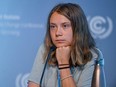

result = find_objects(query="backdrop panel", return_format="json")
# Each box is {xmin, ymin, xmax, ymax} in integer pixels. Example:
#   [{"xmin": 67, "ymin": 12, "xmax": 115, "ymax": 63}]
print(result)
[{"xmin": 0, "ymin": 0, "xmax": 115, "ymax": 87}]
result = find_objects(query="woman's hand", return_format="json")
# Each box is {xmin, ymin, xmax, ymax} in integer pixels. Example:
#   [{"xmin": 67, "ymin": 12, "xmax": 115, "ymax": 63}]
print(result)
[
  {"xmin": 56, "ymin": 46, "xmax": 71, "ymax": 65},
  {"xmin": 27, "ymin": 81, "xmax": 40, "ymax": 87}
]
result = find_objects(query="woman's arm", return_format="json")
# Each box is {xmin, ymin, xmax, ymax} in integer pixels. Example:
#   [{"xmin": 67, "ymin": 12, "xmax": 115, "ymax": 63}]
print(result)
[
  {"xmin": 56, "ymin": 46, "xmax": 77, "ymax": 87},
  {"xmin": 27, "ymin": 81, "xmax": 40, "ymax": 87},
  {"xmin": 59, "ymin": 68, "xmax": 77, "ymax": 87}
]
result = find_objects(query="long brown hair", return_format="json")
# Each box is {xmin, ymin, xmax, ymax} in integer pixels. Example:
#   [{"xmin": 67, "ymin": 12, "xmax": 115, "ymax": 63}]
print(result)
[{"xmin": 44, "ymin": 3, "xmax": 96, "ymax": 66}]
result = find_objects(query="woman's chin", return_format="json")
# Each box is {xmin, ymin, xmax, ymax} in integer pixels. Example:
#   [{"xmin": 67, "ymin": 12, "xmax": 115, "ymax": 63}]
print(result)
[{"xmin": 55, "ymin": 44, "xmax": 68, "ymax": 48}]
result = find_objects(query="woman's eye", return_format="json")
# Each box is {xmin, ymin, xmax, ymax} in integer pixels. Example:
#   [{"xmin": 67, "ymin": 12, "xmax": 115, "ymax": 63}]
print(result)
[
  {"xmin": 63, "ymin": 24, "xmax": 71, "ymax": 29},
  {"xmin": 63, "ymin": 24, "xmax": 67, "ymax": 28},
  {"xmin": 50, "ymin": 25, "xmax": 56, "ymax": 29}
]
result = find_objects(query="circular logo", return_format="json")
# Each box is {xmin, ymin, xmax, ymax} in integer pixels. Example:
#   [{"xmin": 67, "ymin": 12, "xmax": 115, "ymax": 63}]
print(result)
[
  {"xmin": 88, "ymin": 16, "xmax": 113, "ymax": 39},
  {"xmin": 16, "ymin": 73, "xmax": 30, "ymax": 87}
]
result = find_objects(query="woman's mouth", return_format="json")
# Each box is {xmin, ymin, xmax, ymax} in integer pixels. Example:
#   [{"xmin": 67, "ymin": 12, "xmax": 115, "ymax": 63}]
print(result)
[{"xmin": 55, "ymin": 39, "xmax": 65, "ymax": 43}]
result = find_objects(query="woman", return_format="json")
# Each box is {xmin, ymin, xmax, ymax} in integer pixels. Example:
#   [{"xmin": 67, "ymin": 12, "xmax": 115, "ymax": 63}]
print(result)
[{"xmin": 28, "ymin": 3, "xmax": 99, "ymax": 87}]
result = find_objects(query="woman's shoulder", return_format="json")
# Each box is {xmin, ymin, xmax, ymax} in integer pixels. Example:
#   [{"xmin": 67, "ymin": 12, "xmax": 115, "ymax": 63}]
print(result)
[
  {"xmin": 39, "ymin": 43, "xmax": 45, "ymax": 50},
  {"xmin": 36, "ymin": 43, "xmax": 46, "ymax": 54},
  {"xmin": 34, "ymin": 43, "xmax": 46, "ymax": 61}
]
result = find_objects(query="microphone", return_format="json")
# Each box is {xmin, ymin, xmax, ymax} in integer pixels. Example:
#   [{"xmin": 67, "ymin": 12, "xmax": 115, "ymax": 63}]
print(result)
[
  {"xmin": 50, "ymin": 45, "xmax": 56, "ymax": 52},
  {"xmin": 40, "ymin": 46, "xmax": 56, "ymax": 87}
]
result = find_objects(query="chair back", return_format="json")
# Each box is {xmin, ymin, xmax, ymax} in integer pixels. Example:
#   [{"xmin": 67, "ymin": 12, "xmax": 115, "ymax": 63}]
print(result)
[{"xmin": 91, "ymin": 49, "xmax": 106, "ymax": 87}]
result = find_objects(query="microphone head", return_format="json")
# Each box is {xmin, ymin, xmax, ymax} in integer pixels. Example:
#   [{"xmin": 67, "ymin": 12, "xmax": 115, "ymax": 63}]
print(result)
[{"xmin": 50, "ymin": 45, "xmax": 56, "ymax": 51}]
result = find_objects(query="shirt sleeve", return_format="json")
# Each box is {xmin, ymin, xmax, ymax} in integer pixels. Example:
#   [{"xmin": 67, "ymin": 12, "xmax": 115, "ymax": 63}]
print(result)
[
  {"xmin": 28, "ymin": 44, "xmax": 45, "ymax": 85},
  {"xmin": 77, "ymin": 49, "xmax": 98, "ymax": 87}
]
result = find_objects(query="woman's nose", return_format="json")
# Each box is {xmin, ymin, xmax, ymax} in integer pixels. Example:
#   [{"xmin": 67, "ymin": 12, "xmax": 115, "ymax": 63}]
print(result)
[{"xmin": 56, "ymin": 27, "xmax": 63, "ymax": 37}]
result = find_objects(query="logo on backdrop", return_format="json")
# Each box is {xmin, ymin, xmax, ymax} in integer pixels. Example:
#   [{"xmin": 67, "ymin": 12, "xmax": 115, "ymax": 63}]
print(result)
[
  {"xmin": 87, "ymin": 16, "xmax": 113, "ymax": 39},
  {"xmin": 16, "ymin": 73, "xmax": 30, "ymax": 87}
]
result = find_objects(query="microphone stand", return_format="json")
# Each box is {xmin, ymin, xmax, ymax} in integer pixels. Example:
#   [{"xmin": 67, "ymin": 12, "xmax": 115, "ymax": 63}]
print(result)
[{"xmin": 40, "ymin": 46, "xmax": 56, "ymax": 87}]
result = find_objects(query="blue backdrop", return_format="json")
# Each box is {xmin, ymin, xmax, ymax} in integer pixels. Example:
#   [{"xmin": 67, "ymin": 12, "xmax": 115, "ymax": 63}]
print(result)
[{"xmin": 0, "ymin": 0, "xmax": 116, "ymax": 87}]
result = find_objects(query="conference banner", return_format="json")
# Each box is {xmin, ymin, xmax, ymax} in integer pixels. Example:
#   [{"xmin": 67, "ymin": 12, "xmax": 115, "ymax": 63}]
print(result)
[{"xmin": 0, "ymin": 0, "xmax": 115, "ymax": 87}]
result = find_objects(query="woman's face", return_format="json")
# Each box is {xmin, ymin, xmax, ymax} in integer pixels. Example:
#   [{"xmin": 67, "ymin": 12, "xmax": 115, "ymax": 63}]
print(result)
[{"xmin": 50, "ymin": 12, "xmax": 73, "ymax": 48}]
